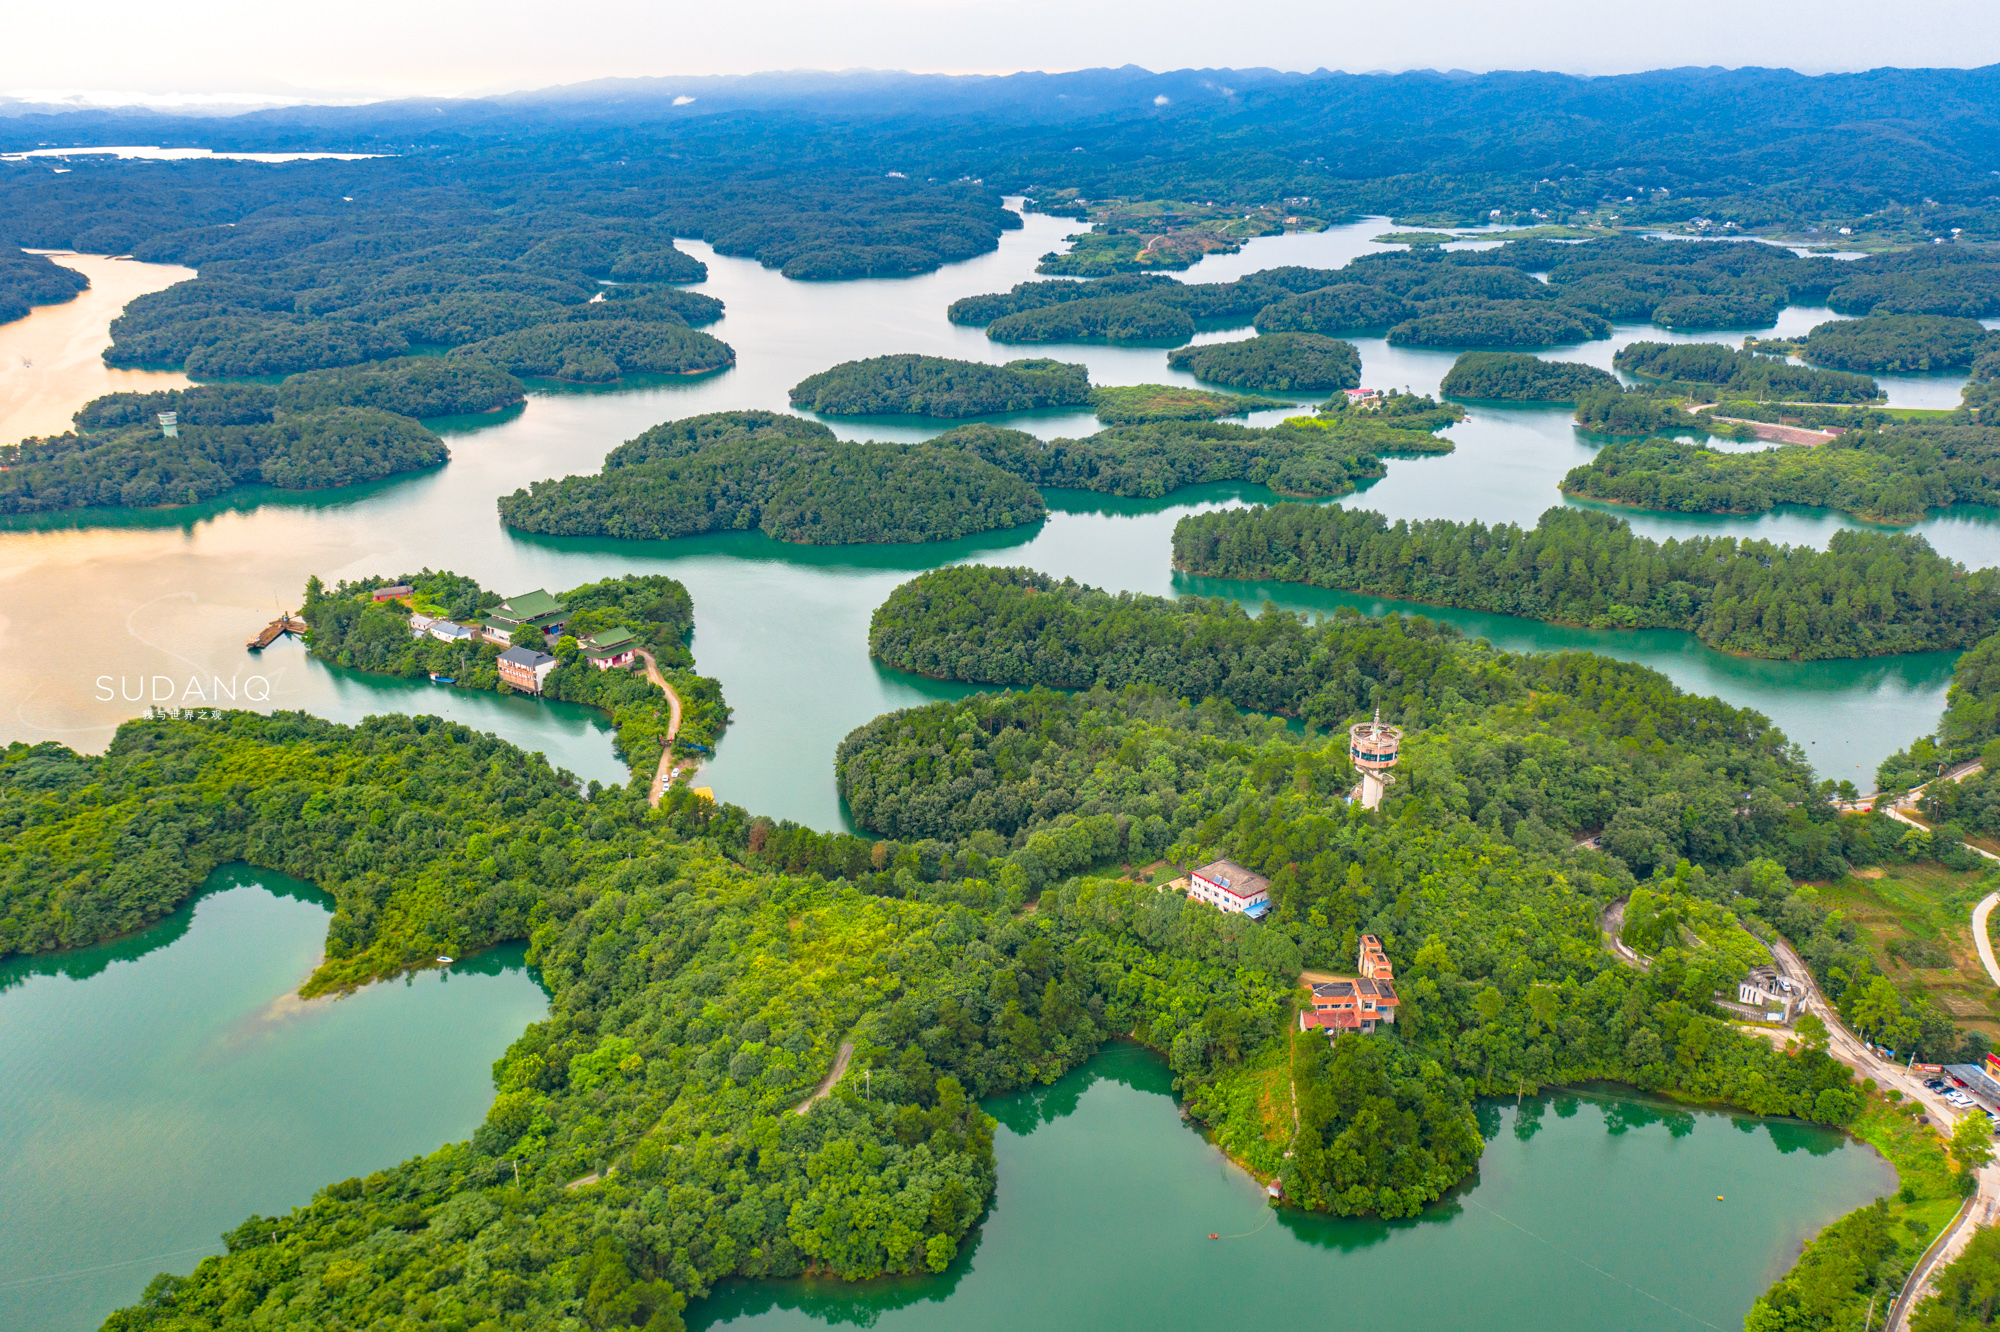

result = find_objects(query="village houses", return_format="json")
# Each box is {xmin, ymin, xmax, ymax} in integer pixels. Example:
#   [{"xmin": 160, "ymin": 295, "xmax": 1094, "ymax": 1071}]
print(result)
[{"xmin": 1299, "ymin": 934, "xmax": 1402, "ymax": 1037}]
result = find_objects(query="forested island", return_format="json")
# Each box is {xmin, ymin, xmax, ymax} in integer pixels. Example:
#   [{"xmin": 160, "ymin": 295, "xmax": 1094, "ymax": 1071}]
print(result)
[
  {"xmin": 1172, "ymin": 503, "xmax": 2000, "ymax": 659},
  {"xmin": 787, "ymin": 355, "xmax": 1091, "ymax": 416},
  {"xmin": 497, "ymin": 410, "xmax": 1047, "ymax": 544},
  {"xmin": 0, "ymin": 383, "xmax": 449, "ymax": 514},
  {"xmin": 302, "ymin": 570, "xmax": 727, "ymax": 776},
  {"xmin": 1165, "ymin": 333, "xmax": 1362, "ymax": 391},
  {"xmin": 0, "ymin": 245, "xmax": 89, "ymax": 323},
  {"xmin": 1613, "ymin": 341, "xmax": 1882, "ymax": 402},
  {"xmin": 1560, "ymin": 424, "xmax": 2000, "ymax": 524},
  {"xmin": 1438, "ymin": 352, "xmax": 1618, "ymax": 401},
  {"xmin": 1253, "ymin": 283, "xmax": 1413, "ymax": 334},
  {"xmin": 1797, "ymin": 315, "xmax": 2000, "ymax": 374},
  {"xmin": 501, "ymin": 402, "xmax": 1460, "ymax": 546}
]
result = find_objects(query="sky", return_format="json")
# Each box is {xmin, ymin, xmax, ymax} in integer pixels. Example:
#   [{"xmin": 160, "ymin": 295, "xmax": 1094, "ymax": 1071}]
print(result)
[{"xmin": 4, "ymin": 0, "xmax": 1999, "ymax": 105}]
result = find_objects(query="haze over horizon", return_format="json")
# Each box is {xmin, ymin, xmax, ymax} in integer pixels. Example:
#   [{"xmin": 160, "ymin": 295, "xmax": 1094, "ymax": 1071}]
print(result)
[{"xmin": 6, "ymin": 0, "xmax": 2000, "ymax": 108}]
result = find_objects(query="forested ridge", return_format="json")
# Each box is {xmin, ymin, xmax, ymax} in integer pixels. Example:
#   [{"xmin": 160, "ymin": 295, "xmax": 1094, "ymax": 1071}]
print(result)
[
  {"xmin": 0, "ymin": 245, "xmax": 89, "ymax": 323},
  {"xmin": 1171, "ymin": 502, "xmax": 2000, "ymax": 659},
  {"xmin": 1559, "ymin": 425, "xmax": 2000, "ymax": 524},
  {"xmin": 1165, "ymin": 333, "xmax": 1361, "ymax": 391},
  {"xmin": 301, "ymin": 569, "xmax": 729, "ymax": 776}
]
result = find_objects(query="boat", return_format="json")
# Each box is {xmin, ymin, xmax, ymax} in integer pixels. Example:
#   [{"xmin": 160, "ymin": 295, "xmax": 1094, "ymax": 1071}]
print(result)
[{"xmin": 430, "ymin": 673, "xmax": 455, "ymax": 684}]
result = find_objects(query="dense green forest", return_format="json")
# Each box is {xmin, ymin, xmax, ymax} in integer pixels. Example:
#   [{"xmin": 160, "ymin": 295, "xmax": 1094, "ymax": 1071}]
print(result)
[
  {"xmin": 1172, "ymin": 503, "xmax": 2000, "ymax": 659},
  {"xmin": 0, "ymin": 245, "xmax": 89, "ymax": 323},
  {"xmin": 451, "ymin": 319, "xmax": 734, "ymax": 382},
  {"xmin": 499, "ymin": 406, "xmax": 1453, "ymax": 544},
  {"xmin": 1165, "ymin": 333, "xmax": 1362, "ymax": 391},
  {"xmin": 1798, "ymin": 315, "xmax": 2000, "ymax": 374},
  {"xmin": 13, "ymin": 621, "xmax": 1883, "ymax": 1329},
  {"xmin": 1086, "ymin": 384, "xmax": 1285, "ymax": 423},
  {"xmin": 1560, "ymin": 425, "xmax": 2000, "ymax": 524},
  {"xmin": 1613, "ymin": 341, "xmax": 1882, "ymax": 403},
  {"xmin": 935, "ymin": 409, "xmax": 1453, "ymax": 499},
  {"xmin": 1253, "ymin": 284, "xmax": 1412, "ymax": 334},
  {"xmin": 0, "ymin": 405, "xmax": 446, "ymax": 513},
  {"xmin": 1387, "ymin": 300, "xmax": 1610, "ymax": 349},
  {"xmin": 275, "ymin": 358, "xmax": 525, "ymax": 418},
  {"xmin": 787, "ymin": 355, "xmax": 1091, "ymax": 416},
  {"xmin": 302, "ymin": 569, "xmax": 728, "ymax": 776},
  {"xmin": 1438, "ymin": 352, "xmax": 1618, "ymax": 401},
  {"xmin": 497, "ymin": 409, "xmax": 1045, "ymax": 544}
]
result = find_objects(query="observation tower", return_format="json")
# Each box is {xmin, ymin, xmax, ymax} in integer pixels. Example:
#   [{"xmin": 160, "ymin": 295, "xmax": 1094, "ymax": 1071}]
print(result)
[
  {"xmin": 158, "ymin": 411, "xmax": 178, "ymax": 438},
  {"xmin": 1348, "ymin": 709, "xmax": 1403, "ymax": 810}
]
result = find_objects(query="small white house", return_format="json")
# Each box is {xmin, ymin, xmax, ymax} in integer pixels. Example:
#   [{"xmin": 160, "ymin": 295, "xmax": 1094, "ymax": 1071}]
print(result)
[
  {"xmin": 1187, "ymin": 859, "xmax": 1271, "ymax": 920},
  {"xmin": 408, "ymin": 614, "xmax": 440, "ymax": 637},
  {"xmin": 429, "ymin": 621, "xmax": 474, "ymax": 645}
]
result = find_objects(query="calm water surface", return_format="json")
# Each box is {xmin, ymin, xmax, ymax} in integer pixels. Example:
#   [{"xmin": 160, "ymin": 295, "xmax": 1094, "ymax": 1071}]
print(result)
[
  {"xmin": 0, "ymin": 866, "xmax": 549, "ymax": 1331},
  {"xmin": 693, "ymin": 1044, "xmax": 1893, "ymax": 1332}
]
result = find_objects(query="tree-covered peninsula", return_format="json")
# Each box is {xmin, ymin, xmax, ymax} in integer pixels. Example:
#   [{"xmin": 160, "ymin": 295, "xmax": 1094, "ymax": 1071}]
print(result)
[
  {"xmin": 787, "ymin": 355, "xmax": 1091, "ymax": 417},
  {"xmin": 1, "ymin": 393, "xmax": 447, "ymax": 515},
  {"xmin": 1166, "ymin": 333, "xmax": 1362, "ymax": 391},
  {"xmin": 1438, "ymin": 352, "xmax": 1619, "ymax": 401},
  {"xmin": 497, "ymin": 410, "xmax": 1046, "ymax": 544},
  {"xmin": 935, "ymin": 409, "xmax": 1454, "ymax": 499},
  {"xmin": 1613, "ymin": 341, "xmax": 1882, "ymax": 403},
  {"xmin": 1386, "ymin": 299, "xmax": 1611, "ymax": 348},
  {"xmin": 1171, "ymin": 503, "xmax": 2000, "ymax": 659},
  {"xmin": 303, "ymin": 570, "xmax": 727, "ymax": 776},
  {"xmin": 1087, "ymin": 384, "xmax": 1286, "ymax": 423},
  {"xmin": 1559, "ymin": 424, "xmax": 2000, "ymax": 524},
  {"xmin": 0, "ymin": 245, "xmax": 89, "ymax": 323},
  {"xmin": 452, "ymin": 319, "xmax": 734, "ymax": 382},
  {"xmin": 275, "ymin": 357, "xmax": 526, "ymax": 418}
]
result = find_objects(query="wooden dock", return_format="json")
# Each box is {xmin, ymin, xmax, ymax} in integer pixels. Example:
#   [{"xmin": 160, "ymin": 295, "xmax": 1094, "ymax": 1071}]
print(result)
[{"xmin": 247, "ymin": 615, "xmax": 307, "ymax": 651}]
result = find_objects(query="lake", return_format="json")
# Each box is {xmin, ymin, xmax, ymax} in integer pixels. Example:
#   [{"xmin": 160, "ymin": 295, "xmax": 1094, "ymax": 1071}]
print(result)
[
  {"xmin": 0, "ymin": 867, "xmax": 550, "ymax": 1331},
  {"xmin": 691, "ymin": 1043, "xmax": 1894, "ymax": 1332}
]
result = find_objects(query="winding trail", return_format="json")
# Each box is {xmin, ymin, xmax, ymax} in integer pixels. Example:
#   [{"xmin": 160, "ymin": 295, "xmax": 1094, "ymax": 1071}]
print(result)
[
  {"xmin": 794, "ymin": 1042, "xmax": 855, "ymax": 1115},
  {"xmin": 1973, "ymin": 893, "xmax": 2000, "ymax": 992},
  {"xmin": 635, "ymin": 649, "xmax": 691, "ymax": 807}
]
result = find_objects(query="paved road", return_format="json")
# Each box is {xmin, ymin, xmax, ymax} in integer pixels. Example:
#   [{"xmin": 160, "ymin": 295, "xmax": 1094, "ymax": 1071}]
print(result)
[
  {"xmin": 1974, "ymin": 893, "xmax": 2000, "ymax": 991},
  {"xmin": 1763, "ymin": 935, "xmax": 2000, "ymax": 1329}
]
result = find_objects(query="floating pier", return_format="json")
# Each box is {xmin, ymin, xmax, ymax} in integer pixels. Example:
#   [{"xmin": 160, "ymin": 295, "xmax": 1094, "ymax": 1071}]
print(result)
[{"xmin": 247, "ymin": 615, "xmax": 307, "ymax": 651}]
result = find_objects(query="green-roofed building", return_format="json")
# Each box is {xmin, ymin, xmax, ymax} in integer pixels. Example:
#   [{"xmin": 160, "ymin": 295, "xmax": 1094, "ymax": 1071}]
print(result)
[
  {"xmin": 479, "ymin": 588, "xmax": 569, "ymax": 646},
  {"xmin": 580, "ymin": 626, "xmax": 640, "ymax": 670}
]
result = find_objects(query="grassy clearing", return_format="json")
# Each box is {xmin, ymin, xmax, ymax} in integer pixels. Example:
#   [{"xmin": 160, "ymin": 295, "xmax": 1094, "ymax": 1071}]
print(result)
[
  {"xmin": 1818, "ymin": 863, "xmax": 2000, "ymax": 1037},
  {"xmin": 1848, "ymin": 1096, "xmax": 1966, "ymax": 1256},
  {"xmin": 1194, "ymin": 1031, "xmax": 1295, "ymax": 1182}
]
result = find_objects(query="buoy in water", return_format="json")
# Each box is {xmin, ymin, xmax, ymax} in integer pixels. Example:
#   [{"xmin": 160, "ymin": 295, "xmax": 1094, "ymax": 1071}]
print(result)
[
  {"xmin": 1717, "ymin": 1196, "xmax": 1724, "ymax": 1201},
  {"xmin": 1208, "ymin": 1233, "xmax": 1218, "ymax": 1240}
]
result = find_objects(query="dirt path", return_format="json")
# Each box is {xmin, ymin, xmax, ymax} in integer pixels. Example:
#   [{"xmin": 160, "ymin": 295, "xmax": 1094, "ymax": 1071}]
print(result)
[
  {"xmin": 794, "ymin": 1042, "xmax": 855, "ymax": 1115},
  {"xmin": 1973, "ymin": 892, "xmax": 2000, "ymax": 991},
  {"xmin": 635, "ymin": 649, "xmax": 691, "ymax": 807}
]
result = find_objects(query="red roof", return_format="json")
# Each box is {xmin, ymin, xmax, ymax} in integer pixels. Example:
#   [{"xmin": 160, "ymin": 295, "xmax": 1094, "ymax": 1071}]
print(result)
[{"xmin": 1301, "ymin": 1008, "xmax": 1362, "ymax": 1031}]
